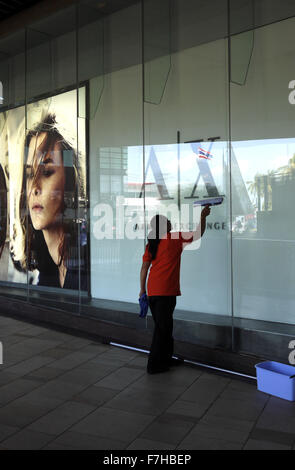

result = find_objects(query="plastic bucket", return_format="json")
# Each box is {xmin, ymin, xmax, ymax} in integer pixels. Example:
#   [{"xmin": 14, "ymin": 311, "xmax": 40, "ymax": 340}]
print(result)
[{"xmin": 255, "ymin": 361, "xmax": 295, "ymax": 401}]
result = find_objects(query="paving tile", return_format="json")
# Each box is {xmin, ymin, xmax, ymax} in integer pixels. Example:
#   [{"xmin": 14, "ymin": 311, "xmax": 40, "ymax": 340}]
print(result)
[
  {"xmin": 79, "ymin": 344, "xmax": 110, "ymax": 356},
  {"xmin": 0, "ymin": 424, "xmax": 20, "ymax": 442},
  {"xmin": 264, "ymin": 396, "xmax": 295, "ymax": 415},
  {"xmin": 207, "ymin": 395, "xmax": 266, "ymax": 422},
  {"xmin": 180, "ymin": 372, "xmax": 229, "ymax": 405},
  {"xmin": 43, "ymin": 443, "xmax": 77, "ymax": 450},
  {"xmin": 1, "ymin": 333, "xmax": 26, "ymax": 344},
  {"xmin": 8, "ymin": 333, "xmax": 35, "ymax": 339},
  {"xmin": 36, "ymin": 331, "xmax": 75, "ymax": 342},
  {"xmin": 28, "ymin": 401, "xmax": 96, "ymax": 435},
  {"xmin": 199, "ymin": 413, "xmax": 254, "ymax": 434},
  {"xmin": 183, "ymin": 421, "xmax": 250, "ymax": 445},
  {"xmin": 1, "ymin": 352, "xmax": 35, "ymax": 369},
  {"xmin": 1, "ymin": 323, "xmax": 32, "ymax": 333},
  {"xmin": 1, "ymin": 314, "xmax": 295, "ymax": 451},
  {"xmin": 1, "ymin": 335, "xmax": 30, "ymax": 347},
  {"xmin": 127, "ymin": 439, "xmax": 175, "ymax": 450},
  {"xmin": 6, "ymin": 338, "xmax": 62, "ymax": 356},
  {"xmin": 255, "ymin": 396, "xmax": 295, "ymax": 433},
  {"xmin": 98, "ymin": 348, "xmax": 139, "ymax": 363},
  {"xmin": 249, "ymin": 427, "xmax": 295, "ymax": 446},
  {"xmin": 79, "ymin": 361, "xmax": 121, "ymax": 378},
  {"xmin": 227, "ymin": 378, "xmax": 259, "ymax": 394},
  {"xmin": 165, "ymin": 399, "xmax": 210, "ymax": 421},
  {"xmin": 153, "ymin": 412, "xmax": 196, "ymax": 426},
  {"xmin": 4, "ymin": 341, "xmax": 33, "ymax": 354},
  {"xmin": 49, "ymin": 351, "xmax": 99, "ymax": 371},
  {"xmin": 71, "ymin": 406, "xmax": 154, "ymax": 443},
  {"xmin": 0, "ymin": 394, "xmax": 63, "ymax": 428},
  {"xmin": 0, "ymin": 371, "xmax": 19, "ymax": 387},
  {"xmin": 25, "ymin": 367, "xmax": 65, "ymax": 382},
  {"xmin": 60, "ymin": 338, "xmax": 93, "ymax": 351},
  {"xmin": 105, "ymin": 386, "xmax": 180, "ymax": 416},
  {"xmin": 22, "ymin": 376, "xmax": 46, "ymax": 385},
  {"xmin": 4, "ymin": 328, "xmax": 44, "ymax": 338},
  {"xmin": 220, "ymin": 388, "xmax": 269, "ymax": 406},
  {"xmin": 156, "ymin": 412, "xmax": 200, "ymax": 425},
  {"xmin": 72, "ymin": 386, "xmax": 119, "ymax": 407},
  {"xmin": 243, "ymin": 439, "xmax": 291, "ymax": 450},
  {"xmin": 1, "ymin": 430, "xmax": 54, "ymax": 450},
  {"xmin": 127, "ymin": 355, "xmax": 148, "ymax": 369},
  {"xmin": 0, "ymin": 378, "xmax": 42, "ymax": 406},
  {"xmin": 57, "ymin": 364, "xmax": 115, "ymax": 387},
  {"xmin": 89, "ymin": 356, "xmax": 129, "ymax": 370},
  {"xmin": 94, "ymin": 367, "xmax": 145, "ymax": 391},
  {"xmin": 4, "ymin": 356, "xmax": 54, "ymax": 376},
  {"xmin": 140, "ymin": 416, "xmax": 195, "ymax": 445},
  {"xmin": 177, "ymin": 433, "xmax": 242, "ymax": 450},
  {"xmin": 19, "ymin": 326, "xmax": 49, "ymax": 337},
  {"xmin": 29, "ymin": 378, "xmax": 88, "ymax": 401},
  {"xmin": 47, "ymin": 431, "xmax": 126, "ymax": 450},
  {"xmin": 39, "ymin": 348, "xmax": 73, "ymax": 360},
  {"xmin": 220, "ymin": 379, "xmax": 268, "ymax": 405},
  {"xmin": 131, "ymin": 368, "xmax": 201, "ymax": 395}
]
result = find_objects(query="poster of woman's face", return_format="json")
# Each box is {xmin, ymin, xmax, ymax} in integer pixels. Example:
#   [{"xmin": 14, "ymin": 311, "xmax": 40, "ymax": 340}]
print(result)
[{"xmin": 0, "ymin": 88, "xmax": 88, "ymax": 291}]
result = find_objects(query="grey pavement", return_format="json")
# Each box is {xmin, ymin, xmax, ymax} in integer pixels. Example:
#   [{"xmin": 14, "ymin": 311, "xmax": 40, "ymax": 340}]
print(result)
[{"xmin": 0, "ymin": 314, "xmax": 295, "ymax": 450}]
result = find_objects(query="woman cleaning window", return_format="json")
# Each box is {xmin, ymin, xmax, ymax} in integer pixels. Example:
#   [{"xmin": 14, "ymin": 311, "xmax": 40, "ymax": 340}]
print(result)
[{"xmin": 139, "ymin": 206, "xmax": 211, "ymax": 374}]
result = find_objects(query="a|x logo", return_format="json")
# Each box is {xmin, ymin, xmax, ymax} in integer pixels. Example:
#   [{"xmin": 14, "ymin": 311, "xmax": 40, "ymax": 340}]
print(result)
[{"xmin": 139, "ymin": 140, "xmax": 221, "ymax": 201}]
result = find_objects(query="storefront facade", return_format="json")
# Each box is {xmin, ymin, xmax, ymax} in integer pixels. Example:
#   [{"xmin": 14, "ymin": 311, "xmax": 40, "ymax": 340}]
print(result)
[{"xmin": 1, "ymin": 0, "xmax": 295, "ymax": 374}]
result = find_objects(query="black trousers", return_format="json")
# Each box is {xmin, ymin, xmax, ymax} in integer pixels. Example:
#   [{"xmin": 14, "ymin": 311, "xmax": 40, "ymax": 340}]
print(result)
[{"xmin": 147, "ymin": 295, "xmax": 177, "ymax": 372}]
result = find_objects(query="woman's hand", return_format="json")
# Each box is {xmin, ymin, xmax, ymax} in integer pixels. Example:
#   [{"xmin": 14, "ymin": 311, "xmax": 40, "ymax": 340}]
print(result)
[
  {"xmin": 139, "ymin": 289, "xmax": 146, "ymax": 298},
  {"xmin": 201, "ymin": 205, "xmax": 211, "ymax": 219}
]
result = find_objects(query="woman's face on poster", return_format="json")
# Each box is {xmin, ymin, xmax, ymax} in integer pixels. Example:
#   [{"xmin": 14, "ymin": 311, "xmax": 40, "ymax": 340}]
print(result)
[{"xmin": 26, "ymin": 132, "xmax": 65, "ymax": 231}]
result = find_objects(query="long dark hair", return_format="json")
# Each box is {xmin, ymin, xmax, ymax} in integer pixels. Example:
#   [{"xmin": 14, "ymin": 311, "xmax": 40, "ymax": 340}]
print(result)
[
  {"xmin": 15, "ymin": 114, "xmax": 80, "ymax": 272},
  {"xmin": 147, "ymin": 215, "xmax": 170, "ymax": 260}
]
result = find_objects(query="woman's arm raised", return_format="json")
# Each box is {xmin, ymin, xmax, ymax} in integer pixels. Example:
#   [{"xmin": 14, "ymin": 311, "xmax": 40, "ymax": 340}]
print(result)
[{"xmin": 181, "ymin": 205, "xmax": 211, "ymax": 244}]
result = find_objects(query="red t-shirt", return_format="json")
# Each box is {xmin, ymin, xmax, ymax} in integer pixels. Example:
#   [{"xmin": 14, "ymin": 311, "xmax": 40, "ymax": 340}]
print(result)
[{"xmin": 142, "ymin": 231, "xmax": 194, "ymax": 296}]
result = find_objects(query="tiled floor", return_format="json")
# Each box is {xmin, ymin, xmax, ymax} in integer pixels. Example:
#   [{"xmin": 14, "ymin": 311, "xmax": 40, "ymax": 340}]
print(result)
[{"xmin": 0, "ymin": 314, "xmax": 295, "ymax": 450}]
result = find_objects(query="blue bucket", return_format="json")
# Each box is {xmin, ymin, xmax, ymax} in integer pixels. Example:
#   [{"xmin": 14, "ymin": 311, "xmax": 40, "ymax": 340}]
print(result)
[{"xmin": 255, "ymin": 361, "xmax": 295, "ymax": 401}]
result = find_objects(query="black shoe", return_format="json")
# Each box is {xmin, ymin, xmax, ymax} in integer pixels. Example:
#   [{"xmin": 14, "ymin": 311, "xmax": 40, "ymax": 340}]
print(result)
[{"xmin": 147, "ymin": 366, "xmax": 170, "ymax": 375}]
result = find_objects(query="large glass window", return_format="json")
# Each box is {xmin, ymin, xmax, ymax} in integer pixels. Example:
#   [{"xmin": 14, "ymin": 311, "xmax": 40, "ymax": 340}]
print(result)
[
  {"xmin": 1, "ymin": 0, "xmax": 295, "ymax": 362},
  {"xmin": 88, "ymin": 1, "xmax": 144, "ymax": 314},
  {"xmin": 231, "ymin": 16, "xmax": 295, "ymax": 327},
  {"xmin": 142, "ymin": 0, "xmax": 230, "ymax": 349},
  {"xmin": 0, "ymin": 31, "xmax": 26, "ymax": 296}
]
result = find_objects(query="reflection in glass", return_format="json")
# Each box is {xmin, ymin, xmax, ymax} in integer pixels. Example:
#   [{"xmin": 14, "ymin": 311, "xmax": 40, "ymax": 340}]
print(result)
[
  {"xmin": 26, "ymin": 28, "xmax": 53, "ymax": 101},
  {"xmin": 232, "ymin": 138, "xmax": 295, "ymax": 239},
  {"xmin": 143, "ymin": 0, "xmax": 171, "ymax": 104},
  {"xmin": 233, "ymin": 138, "xmax": 295, "ymax": 324},
  {"xmin": 230, "ymin": 30, "xmax": 254, "ymax": 86},
  {"xmin": 0, "ymin": 107, "xmax": 27, "ymax": 284},
  {"xmin": 0, "ymin": 89, "xmax": 89, "ymax": 291},
  {"xmin": 22, "ymin": 115, "xmax": 85, "ymax": 289}
]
